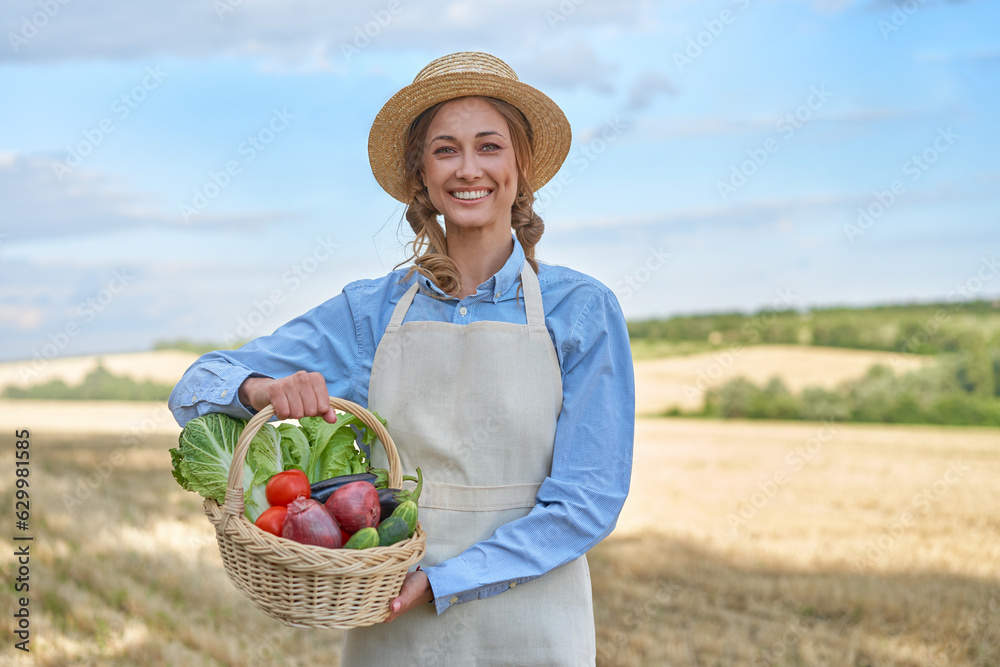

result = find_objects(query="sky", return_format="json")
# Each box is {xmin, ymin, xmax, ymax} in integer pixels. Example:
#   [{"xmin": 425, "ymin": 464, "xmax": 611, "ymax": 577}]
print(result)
[{"xmin": 0, "ymin": 0, "xmax": 998, "ymax": 363}]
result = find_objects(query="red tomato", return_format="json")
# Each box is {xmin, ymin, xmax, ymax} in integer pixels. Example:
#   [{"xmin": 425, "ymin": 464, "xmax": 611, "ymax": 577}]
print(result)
[
  {"xmin": 340, "ymin": 527, "xmax": 352, "ymax": 545},
  {"xmin": 265, "ymin": 469, "xmax": 311, "ymax": 507},
  {"xmin": 254, "ymin": 505, "xmax": 288, "ymax": 536}
]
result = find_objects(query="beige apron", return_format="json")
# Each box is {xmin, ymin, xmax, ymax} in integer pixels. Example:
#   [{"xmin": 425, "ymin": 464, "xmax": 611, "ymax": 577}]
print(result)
[{"xmin": 341, "ymin": 264, "xmax": 596, "ymax": 666}]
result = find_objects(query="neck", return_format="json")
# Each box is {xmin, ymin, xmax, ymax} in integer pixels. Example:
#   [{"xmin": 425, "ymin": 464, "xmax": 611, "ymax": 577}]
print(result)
[{"xmin": 444, "ymin": 223, "xmax": 514, "ymax": 298}]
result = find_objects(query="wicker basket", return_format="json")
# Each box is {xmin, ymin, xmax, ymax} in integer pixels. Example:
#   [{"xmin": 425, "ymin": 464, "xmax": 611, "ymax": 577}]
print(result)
[{"xmin": 203, "ymin": 396, "xmax": 426, "ymax": 629}]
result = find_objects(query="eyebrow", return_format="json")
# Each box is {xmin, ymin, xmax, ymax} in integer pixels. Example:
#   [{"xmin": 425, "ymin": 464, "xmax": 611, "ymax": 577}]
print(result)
[{"xmin": 430, "ymin": 130, "xmax": 504, "ymax": 143}]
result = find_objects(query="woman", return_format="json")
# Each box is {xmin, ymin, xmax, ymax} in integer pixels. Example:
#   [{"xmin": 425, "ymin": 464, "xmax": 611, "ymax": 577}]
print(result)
[{"xmin": 169, "ymin": 52, "xmax": 634, "ymax": 665}]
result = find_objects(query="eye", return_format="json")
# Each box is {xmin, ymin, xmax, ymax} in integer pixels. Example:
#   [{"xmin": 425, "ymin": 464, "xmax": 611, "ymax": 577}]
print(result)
[
  {"xmin": 480, "ymin": 143, "xmax": 501, "ymax": 152},
  {"xmin": 433, "ymin": 146, "xmax": 456, "ymax": 155}
]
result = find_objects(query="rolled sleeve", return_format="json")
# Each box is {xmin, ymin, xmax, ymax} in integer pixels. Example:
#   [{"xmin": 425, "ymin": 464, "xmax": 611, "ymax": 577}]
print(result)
[
  {"xmin": 168, "ymin": 359, "xmax": 266, "ymax": 424},
  {"xmin": 167, "ymin": 290, "xmax": 363, "ymax": 427}
]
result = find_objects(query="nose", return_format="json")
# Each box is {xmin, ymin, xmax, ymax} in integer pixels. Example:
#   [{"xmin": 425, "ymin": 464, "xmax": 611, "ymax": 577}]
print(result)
[{"xmin": 455, "ymin": 151, "xmax": 482, "ymax": 181}]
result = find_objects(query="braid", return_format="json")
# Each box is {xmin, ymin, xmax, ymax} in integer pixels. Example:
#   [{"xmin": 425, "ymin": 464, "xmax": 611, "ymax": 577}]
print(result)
[
  {"xmin": 401, "ymin": 189, "xmax": 462, "ymax": 297},
  {"xmin": 511, "ymin": 189, "xmax": 542, "ymax": 274}
]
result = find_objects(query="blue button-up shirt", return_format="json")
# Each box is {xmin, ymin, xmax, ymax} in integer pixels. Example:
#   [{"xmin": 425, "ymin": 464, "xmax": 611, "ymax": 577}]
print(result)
[{"xmin": 169, "ymin": 237, "xmax": 635, "ymax": 613}]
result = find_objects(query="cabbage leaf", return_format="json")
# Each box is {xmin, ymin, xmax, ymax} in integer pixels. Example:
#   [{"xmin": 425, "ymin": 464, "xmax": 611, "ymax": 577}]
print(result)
[
  {"xmin": 277, "ymin": 422, "xmax": 311, "ymax": 473},
  {"xmin": 170, "ymin": 413, "xmax": 282, "ymax": 521}
]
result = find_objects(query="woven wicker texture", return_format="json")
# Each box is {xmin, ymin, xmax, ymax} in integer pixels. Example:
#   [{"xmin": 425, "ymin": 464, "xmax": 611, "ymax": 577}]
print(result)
[
  {"xmin": 205, "ymin": 396, "xmax": 426, "ymax": 628},
  {"xmin": 368, "ymin": 51, "xmax": 572, "ymax": 202}
]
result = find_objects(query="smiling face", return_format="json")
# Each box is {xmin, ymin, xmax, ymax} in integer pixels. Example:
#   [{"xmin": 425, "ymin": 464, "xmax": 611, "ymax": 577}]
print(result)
[{"xmin": 420, "ymin": 96, "xmax": 519, "ymax": 236}]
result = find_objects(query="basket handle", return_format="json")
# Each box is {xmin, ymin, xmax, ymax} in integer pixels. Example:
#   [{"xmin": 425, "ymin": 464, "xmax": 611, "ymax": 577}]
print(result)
[{"xmin": 221, "ymin": 397, "xmax": 402, "ymax": 520}]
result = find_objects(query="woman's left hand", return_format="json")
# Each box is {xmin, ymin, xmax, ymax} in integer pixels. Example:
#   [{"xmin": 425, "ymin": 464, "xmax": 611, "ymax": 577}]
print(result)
[{"xmin": 384, "ymin": 569, "xmax": 433, "ymax": 622}]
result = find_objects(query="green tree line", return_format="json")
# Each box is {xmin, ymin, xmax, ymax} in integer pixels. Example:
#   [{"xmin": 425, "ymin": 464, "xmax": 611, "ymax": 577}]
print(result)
[
  {"xmin": 3, "ymin": 363, "xmax": 174, "ymax": 401},
  {"xmin": 629, "ymin": 300, "xmax": 1000, "ymax": 355},
  {"xmin": 682, "ymin": 348, "xmax": 1000, "ymax": 427}
]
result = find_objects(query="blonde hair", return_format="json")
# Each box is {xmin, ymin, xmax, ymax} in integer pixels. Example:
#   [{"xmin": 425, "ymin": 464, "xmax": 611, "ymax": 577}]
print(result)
[{"xmin": 397, "ymin": 96, "xmax": 544, "ymax": 296}]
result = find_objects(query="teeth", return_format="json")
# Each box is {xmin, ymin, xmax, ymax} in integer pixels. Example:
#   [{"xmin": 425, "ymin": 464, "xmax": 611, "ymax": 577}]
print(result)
[{"xmin": 451, "ymin": 190, "xmax": 491, "ymax": 200}]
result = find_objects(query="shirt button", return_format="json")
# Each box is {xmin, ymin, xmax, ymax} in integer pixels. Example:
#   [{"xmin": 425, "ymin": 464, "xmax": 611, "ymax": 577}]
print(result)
[
  {"xmin": 495, "ymin": 290, "xmax": 501, "ymax": 299},
  {"xmin": 221, "ymin": 389, "xmax": 228, "ymax": 398},
  {"xmin": 459, "ymin": 306, "xmax": 468, "ymax": 316},
  {"xmin": 449, "ymin": 596, "xmax": 458, "ymax": 604},
  {"xmin": 192, "ymin": 394, "xmax": 198, "ymax": 401},
  {"xmin": 509, "ymin": 582, "xmax": 517, "ymax": 589}
]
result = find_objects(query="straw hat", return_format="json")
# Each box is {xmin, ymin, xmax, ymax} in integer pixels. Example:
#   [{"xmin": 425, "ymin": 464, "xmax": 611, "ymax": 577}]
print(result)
[{"xmin": 368, "ymin": 52, "xmax": 572, "ymax": 203}]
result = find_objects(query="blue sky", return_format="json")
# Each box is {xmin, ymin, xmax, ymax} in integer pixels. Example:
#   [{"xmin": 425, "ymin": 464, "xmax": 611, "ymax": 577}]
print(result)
[{"xmin": 0, "ymin": 0, "xmax": 997, "ymax": 362}]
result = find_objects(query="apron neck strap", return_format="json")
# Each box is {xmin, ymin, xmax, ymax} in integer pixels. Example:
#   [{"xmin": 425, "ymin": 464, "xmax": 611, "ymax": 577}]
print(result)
[
  {"xmin": 388, "ymin": 281, "xmax": 420, "ymax": 327},
  {"xmin": 519, "ymin": 264, "xmax": 545, "ymax": 328},
  {"xmin": 387, "ymin": 263, "xmax": 546, "ymax": 328}
]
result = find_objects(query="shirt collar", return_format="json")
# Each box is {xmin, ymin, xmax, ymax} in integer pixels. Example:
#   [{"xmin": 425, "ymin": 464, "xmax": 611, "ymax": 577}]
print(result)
[{"xmin": 416, "ymin": 233, "xmax": 525, "ymax": 302}]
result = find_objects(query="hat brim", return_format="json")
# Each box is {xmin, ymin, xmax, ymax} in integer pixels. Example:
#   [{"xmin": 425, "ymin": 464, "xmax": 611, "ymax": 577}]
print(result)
[{"xmin": 368, "ymin": 72, "xmax": 571, "ymax": 203}]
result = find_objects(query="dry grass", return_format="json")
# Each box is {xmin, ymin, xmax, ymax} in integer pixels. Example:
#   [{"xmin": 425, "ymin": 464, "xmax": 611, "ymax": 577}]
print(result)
[
  {"xmin": 599, "ymin": 419, "xmax": 1000, "ymax": 666},
  {"xmin": 1, "ymin": 418, "xmax": 997, "ymax": 666}
]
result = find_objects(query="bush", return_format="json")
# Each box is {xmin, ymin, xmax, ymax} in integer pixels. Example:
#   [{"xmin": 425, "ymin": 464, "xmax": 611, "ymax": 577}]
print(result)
[{"xmin": 693, "ymin": 354, "xmax": 1000, "ymax": 427}]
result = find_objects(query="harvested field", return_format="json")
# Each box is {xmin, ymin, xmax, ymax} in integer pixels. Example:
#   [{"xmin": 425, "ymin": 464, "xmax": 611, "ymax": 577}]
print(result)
[{"xmin": 1, "ymin": 417, "xmax": 996, "ymax": 665}]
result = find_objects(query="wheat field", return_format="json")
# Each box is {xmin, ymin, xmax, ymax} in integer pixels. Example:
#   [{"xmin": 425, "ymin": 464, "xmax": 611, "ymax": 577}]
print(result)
[{"xmin": 1, "ymin": 413, "xmax": 998, "ymax": 666}]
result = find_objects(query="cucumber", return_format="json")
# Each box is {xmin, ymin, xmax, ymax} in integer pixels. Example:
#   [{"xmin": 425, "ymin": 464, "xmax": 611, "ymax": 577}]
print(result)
[
  {"xmin": 343, "ymin": 527, "xmax": 379, "ymax": 550},
  {"xmin": 391, "ymin": 500, "xmax": 418, "ymax": 537},
  {"xmin": 377, "ymin": 516, "xmax": 410, "ymax": 547}
]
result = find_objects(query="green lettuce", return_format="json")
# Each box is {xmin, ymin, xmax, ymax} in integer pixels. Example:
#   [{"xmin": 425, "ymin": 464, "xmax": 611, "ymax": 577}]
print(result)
[
  {"xmin": 170, "ymin": 413, "xmax": 282, "ymax": 521},
  {"xmin": 299, "ymin": 413, "xmax": 382, "ymax": 483},
  {"xmin": 277, "ymin": 422, "xmax": 311, "ymax": 473}
]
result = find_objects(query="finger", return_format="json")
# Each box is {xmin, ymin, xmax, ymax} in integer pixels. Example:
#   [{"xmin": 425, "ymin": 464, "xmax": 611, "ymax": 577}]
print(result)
[
  {"xmin": 284, "ymin": 386, "xmax": 305, "ymax": 419},
  {"xmin": 272, "ymin": 373, "xmax": 304, "ymax": 419},
  {"xmin": 269, "ymin": 388, "xmax": 291, "ymax": 420},
  {"xmin": 307, "ymin": 372, "xmax": 330, "ymax": 417},
  {"xmin": 305, "ymin": 372, "xmax": 337, "ymax": 422},
  {"xmin": 299, "ymin": 383, "xmax": 319, "ymax": 417}
]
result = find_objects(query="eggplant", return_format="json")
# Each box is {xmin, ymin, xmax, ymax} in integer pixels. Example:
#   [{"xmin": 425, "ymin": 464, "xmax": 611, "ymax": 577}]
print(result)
[
  {"xmin": 377, "ymin": 487, "xmax": 403, "ymax": 518},
  {"xmin": 310, "ymin": 472, "xmax": 377, "ymax": 504},
  {"xmin": 376, "ymin": 467, "xmax": 424, "ymax": 517}
]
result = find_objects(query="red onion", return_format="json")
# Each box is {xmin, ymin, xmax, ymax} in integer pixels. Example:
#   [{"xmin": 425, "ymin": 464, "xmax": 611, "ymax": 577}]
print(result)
[
  {"xmin": 325, "ymin": 481, "xmax": 381, "ymax": 534},
  {"xmin": 281, "ymin": 497, "xmax": 342, "ymax": 549}
]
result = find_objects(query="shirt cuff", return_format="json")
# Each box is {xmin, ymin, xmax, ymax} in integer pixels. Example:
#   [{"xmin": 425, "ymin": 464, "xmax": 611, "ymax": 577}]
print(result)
[
  {"xmin": 173, "ymin": 366, "xmax": 265, "ymax": 420},
  {"xmin": 423, "ymin": 556, "xmax": 539, "ymax": 614}
]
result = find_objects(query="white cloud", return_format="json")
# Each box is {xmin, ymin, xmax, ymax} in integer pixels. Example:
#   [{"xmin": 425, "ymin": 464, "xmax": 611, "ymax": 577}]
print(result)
[
  {"xmin": 518, "ymin": 39, "xmax": 619, "ymax": 95},
  {"xmin": 627, "ymin": 70, "xmax": 677, "ymax": 112},
  {"xmin": 633, "ymin": 105, "xmax": 942, "ymax": 140},
  {"xmin": 549, "ymin": 186, "xmax": 979, "ymax": 234},
  {"xmin": 1, "ymin": 0, "xmax": 649, "ymax": 74},
  {"xmin": 0, "ymin": 153, "xmax": 291, "ymax": 241},
  {"xmin": 0, "ymin": 305, "xmax": 44, "ymax": 331}
]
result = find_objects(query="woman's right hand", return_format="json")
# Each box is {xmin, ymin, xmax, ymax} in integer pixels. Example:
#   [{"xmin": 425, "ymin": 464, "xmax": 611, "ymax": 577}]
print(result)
[{"xmin": 238, "ymin": 371, "xmax": 338, "ymax": 423}]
